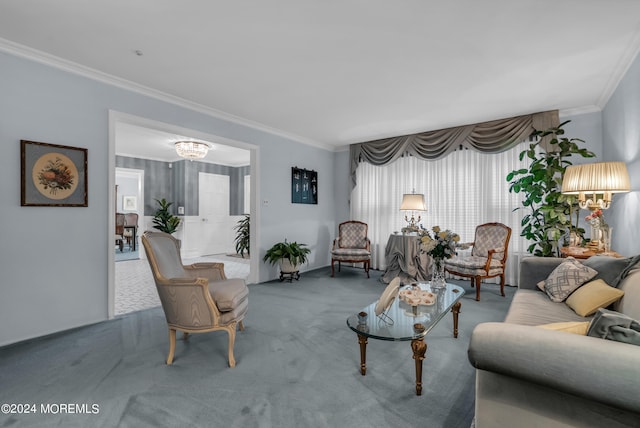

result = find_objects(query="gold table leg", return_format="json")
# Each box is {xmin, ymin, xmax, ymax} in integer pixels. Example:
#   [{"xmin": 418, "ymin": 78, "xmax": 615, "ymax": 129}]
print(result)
[
  {"xmin": 452, "ymin": 301, "xmax": 462, "ymax": 338},
  {"xmin": 411, "ymin": 338, "xmax": 427, "ymax": 395},
  {"xmin": 357, "ymin": 334, "xmax": 368, "ymax": 375}
]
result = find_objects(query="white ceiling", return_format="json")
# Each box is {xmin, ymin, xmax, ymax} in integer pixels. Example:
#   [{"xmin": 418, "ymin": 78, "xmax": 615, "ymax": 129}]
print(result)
[
  {"xmin": 114, "ymin": 122, "xmax": 251, "ymax": 167},
  {"xmin": 2, "ymin": 0, "xmax": 640, "ymax": 162}
]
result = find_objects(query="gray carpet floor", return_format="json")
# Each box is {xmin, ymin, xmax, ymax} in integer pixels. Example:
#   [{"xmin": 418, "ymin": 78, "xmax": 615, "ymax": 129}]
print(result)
[{"xmin": 0, "ymin": 267, "xmax": 515, "ymax": 428}]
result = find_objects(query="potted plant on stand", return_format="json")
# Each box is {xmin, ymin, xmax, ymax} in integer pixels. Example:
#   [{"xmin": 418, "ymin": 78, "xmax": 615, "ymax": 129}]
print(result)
[
  {"xmin": 263, "ymin": 240, "xmax": 311, "ymax": 282},
  {"xmin": 152, "ymin": 198, "xmax": 181, "ymax": 234}
]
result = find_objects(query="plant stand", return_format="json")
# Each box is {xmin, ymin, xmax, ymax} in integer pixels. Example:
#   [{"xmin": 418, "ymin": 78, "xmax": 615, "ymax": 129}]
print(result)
[
  {"xmin": 279, "ymin": 259, "xmax": 300, "ymax": 282},
  {"xmin": 279, "ymin": 270, "xmax": 300, "ymax": 282}
]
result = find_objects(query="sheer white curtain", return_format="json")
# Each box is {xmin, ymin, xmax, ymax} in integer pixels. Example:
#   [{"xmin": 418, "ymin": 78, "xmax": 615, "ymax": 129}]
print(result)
[{"xmin": 351, "ymin": 142, "xmax": 531, "ymax": 285}]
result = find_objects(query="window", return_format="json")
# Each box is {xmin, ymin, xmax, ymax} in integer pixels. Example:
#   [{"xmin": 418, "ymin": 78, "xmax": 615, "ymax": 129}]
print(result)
[{"xmin": 351, "ymin": 142, "xmax": 530, "ymax": 285}]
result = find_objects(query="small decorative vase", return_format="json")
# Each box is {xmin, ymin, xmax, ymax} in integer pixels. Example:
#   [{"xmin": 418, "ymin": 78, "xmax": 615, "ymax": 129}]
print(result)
[
  {"xmin": 430, "ymin": 257, "xmax": 446, "ymax": 290},
  {"xmin": 569, "ymin": 231, "xmax": 582, "ymax": 247},
  {"xmin": 601, "ymin": 226, "xmax": 613, "ymax": 254},
  {"xmin": 589, "ymin": 224, "xmax": 602, "ymax": 250}
]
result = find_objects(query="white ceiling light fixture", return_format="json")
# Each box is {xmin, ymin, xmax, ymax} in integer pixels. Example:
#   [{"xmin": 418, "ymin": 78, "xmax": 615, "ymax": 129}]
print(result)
[{"xmin": 175, "ymin": 141, "xmax": 209, "ymax": 160}]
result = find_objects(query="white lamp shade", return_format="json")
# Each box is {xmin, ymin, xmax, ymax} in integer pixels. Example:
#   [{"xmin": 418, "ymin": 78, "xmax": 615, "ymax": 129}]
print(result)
[
  {"xmin": 400, "ymin": 193, "xmax": 426, "ymax": 211},
  {"xmin": 562, "ymin": 161, "xmax": 630, "ymax": 194}
]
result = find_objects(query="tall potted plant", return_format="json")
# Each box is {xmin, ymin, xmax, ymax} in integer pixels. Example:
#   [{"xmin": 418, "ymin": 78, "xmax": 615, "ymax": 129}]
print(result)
[
  {"xmin": 233, "ymin": 214, "xmax": 250, "ymax": 258},
  {"xmin": 506, "ymin": 121, "xmax": 594, "ymax": 256},
  {"xmin": 263, "ymin": 240, "xmax": 311, "ymax": 281},
  {"xmin": 152, "ymin": 198, "xmax": 181, "ymax": 234}
]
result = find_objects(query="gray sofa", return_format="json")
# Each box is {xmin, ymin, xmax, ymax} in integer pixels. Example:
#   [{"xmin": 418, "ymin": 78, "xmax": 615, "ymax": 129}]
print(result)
[{"xmin": 468, "ymin": 256, "xmax": 640, "ymax": 428}]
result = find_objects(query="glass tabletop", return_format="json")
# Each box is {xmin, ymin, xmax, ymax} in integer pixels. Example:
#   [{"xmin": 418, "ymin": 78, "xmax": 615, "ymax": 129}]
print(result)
[{"xmin": 346, "ymin": 282, "xmax": 465, "ymax": 341}]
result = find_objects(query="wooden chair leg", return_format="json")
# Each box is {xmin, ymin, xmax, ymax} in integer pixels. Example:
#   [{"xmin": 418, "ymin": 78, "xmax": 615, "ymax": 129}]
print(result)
[
  {"xmin": 470, "ymin": 277, "xmax": 475, "ymax": 288},
  {"xmin": 331, "ymin": 259, "xmax": 335, "ymax": 277},
  {"xmin": 365, "ymin": 261, "xmax": 370, "ymax": 278},
  {"xmin": 500, "ymin": 274, "xmax": 506, "ymax": 297},
  {"xmin": 226, "ymin": 325, "xmax": 237, "ymax": 368},
  {"xmin": 166, "ymin": 328, "xmax": 177, "ymax": 365},
  {"xmin": 239, "ymin": 320, "xmax": 245, "ymax": 331},
  {"xmin": 475, "ymin": 277, "xmax": 481, "ymax": 301},
  {"xmin": 182, "ymin": 332, "xmax": 190, "ymax": 341}
]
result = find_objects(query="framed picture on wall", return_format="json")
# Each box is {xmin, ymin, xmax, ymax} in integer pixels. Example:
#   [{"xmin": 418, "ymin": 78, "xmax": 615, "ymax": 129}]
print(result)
[
  {"xmin": 291, "ymin": 166, "xmax": 317, "ymax": 204},
  {"xmin": 20, "ymin": 140, "xmax": 88, "ymax": 207},
  {"xmin": 123, "ymin": 196, "xmax": 137, "ymax": 211}
]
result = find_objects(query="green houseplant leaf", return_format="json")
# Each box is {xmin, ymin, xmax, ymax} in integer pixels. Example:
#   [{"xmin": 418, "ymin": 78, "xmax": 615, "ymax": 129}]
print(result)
[
  {"xmin": 152, "ymin": 198, "xmax": 181, "ymax": 234},
  {"xmin": 263, "ymin": 240, "xmax": 311, "ymax": 267},
  {"xmin": 507, "ymin": 121, "xmax": 594, "ymax": 257},
  {"xmin": 233, "ymin": 214, "xmax": 250, "ymax": 258}
]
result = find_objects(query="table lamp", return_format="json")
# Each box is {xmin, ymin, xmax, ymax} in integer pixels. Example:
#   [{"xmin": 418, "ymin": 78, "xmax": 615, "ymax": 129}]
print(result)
[
  {"xmin": 562, "ymin": 161, "xmax": 630, "ymax": 252},
  {"xmin": 561, "ymin": 161, "xmax": 630, "ymax": 211},
  {"xmin": 400, "ymin": 191, "xmax": 426, "ymax": 231}
]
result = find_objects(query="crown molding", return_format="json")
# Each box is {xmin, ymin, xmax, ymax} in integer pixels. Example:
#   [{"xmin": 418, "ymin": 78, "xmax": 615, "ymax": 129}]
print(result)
[
  {"xmin": 596, "ymin": 23, "xmax": 640, "ymax": 108},
  {"xmin": 559, "ymin": 105, "xmax": 602, "ymax": 118},
  {"xmin": 0, "ymin": 38, "xmax": 337, "ymax": 152}
]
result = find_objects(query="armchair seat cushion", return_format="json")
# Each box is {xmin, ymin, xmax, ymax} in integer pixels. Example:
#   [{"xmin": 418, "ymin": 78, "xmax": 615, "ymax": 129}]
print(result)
[
  {"xmin": 331, "ymin": 248, "xmax": 371, "ymax": 260},
  {"xmin": 447, "ymin": 266, "xmax": 504, "ymax": 277},
  {"xmin": 209, "ymin": 278, "xmax": 249, "ymax": 311},
  {"xmin": 218, "ymin": 297, "xmax": 249, "ymax": 325},
  {"xmin": 445, "ymin": 256, "xmax": 504, "ymax": 276},
  {"xmin": 446, "ymin": 255, "xmax": 503, "ymax": 270}
]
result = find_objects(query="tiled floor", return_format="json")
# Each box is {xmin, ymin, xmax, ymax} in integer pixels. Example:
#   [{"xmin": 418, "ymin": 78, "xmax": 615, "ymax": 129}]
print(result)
[{"xmin": 114, "ymin": 253, "xmax": 250, "ymax": 316}]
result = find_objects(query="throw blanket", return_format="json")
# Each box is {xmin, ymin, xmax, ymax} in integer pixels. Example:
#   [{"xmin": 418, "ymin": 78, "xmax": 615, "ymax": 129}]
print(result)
[
  {"xmin": 587, "ymin": 308, "xmax": 640, "ymax": 346},
  {"xmin": 612, "ymin": 254, "xmax": 640, "ymax": 287}
]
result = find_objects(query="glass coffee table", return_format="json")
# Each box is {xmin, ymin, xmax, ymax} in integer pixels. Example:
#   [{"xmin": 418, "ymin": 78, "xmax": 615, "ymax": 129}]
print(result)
[{"xmin": 346, "ymin": 282, "xmax": 464, "ymax": 395}]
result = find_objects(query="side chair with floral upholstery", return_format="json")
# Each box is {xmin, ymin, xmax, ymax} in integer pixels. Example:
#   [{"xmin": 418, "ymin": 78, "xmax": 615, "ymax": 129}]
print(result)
[
  {"xmin": 331, "ymin": 220, "xmax": 371, "ymax": 278},
  {"xmin": 444, "ymin": 222, "xmax": 512, "ymax": 301},
  {"xmin": 141, "ymin": 230, "xmax": 249, "ymax": 367}
]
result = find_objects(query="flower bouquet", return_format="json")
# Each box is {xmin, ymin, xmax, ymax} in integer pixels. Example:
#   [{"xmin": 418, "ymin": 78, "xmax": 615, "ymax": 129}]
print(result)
[{"xmin": 419, "ymin": 226, "xmax": 461, "ymax": 289}]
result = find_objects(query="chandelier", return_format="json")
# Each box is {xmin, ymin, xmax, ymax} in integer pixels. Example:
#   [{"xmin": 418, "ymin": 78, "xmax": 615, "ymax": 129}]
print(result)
[{"xmin": 175, "ymin": 141, "xmax": 209, "ymax": 160}]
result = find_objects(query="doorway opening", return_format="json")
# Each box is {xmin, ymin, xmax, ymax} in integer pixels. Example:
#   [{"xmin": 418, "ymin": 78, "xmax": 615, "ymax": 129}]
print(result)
[
  {"xmin": 109, "ymin": 112, "xmax": 259, "ymax": 318},
  {"xmin": 115, "ymin": 167, "xmax": 143, "ymax": 262}
]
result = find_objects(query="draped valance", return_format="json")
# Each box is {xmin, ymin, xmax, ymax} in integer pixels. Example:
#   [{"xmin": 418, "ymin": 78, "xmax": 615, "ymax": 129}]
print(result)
[{"xmin": 349, "ymin": 110, "xmax": 559, "ymax": 188}]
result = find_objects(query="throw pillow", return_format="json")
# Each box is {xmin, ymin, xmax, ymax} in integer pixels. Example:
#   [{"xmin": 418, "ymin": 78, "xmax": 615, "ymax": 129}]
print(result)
[
  {"xmin": 541, "ymin": 257, "xmax": 598, "ymax": 302},
  {"xmin": 583, "ymin": 256, "xmax": 634, "ymax": 288},
  {"xmin": 538, "ymin": 321, "xmax": 590, "ymax": 335},
  {"xmin": 565, "ymin": 279, "xmax": 625, "ymax": 317},
  {"xmin": 587, "ymin": 308, "xmax": 640, "ymax": 346}
]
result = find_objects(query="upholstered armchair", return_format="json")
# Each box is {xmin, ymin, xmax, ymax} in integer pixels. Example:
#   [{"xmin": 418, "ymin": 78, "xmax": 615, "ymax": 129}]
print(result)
[
  {"xmin": 331, "ymin": 220, "xmax": 371, "ymax": 278},
  {"xmin": 444, "ymin": 222, "xmax": 511, "ymax": 301},
  {"xmin": 141, "ymin": 231, "xmax": 249, "ymax": 367}
]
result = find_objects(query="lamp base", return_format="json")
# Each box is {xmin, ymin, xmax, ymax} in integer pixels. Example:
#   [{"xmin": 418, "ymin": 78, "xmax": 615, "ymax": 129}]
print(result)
[{"xmin": 401, "ymin": 226, "xmax": 420, "ymax": 235}]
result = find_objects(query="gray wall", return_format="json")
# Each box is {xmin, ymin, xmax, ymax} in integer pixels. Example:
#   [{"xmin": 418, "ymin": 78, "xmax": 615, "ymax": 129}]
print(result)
[
  {"xmin": 116, "ymin": 156, "xmax": 249, "ymax": 216},
  {"xmin": 0, "ymin": 51, "xmax": 341, "ymax": 347},
  {"xmin": 333, "ymin": 149, "xmax": 352, "ymax": 224},
  {"xmin": 602, "ymin": 51, "xmax": 640, "ymax": 257},
  {"xmin": 560, "ymin": 111, "xmax": 603, "ymax": 161},
  {"xmin": 559, "ymin": 51, "xmax": 640, "ymax": 257}
]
